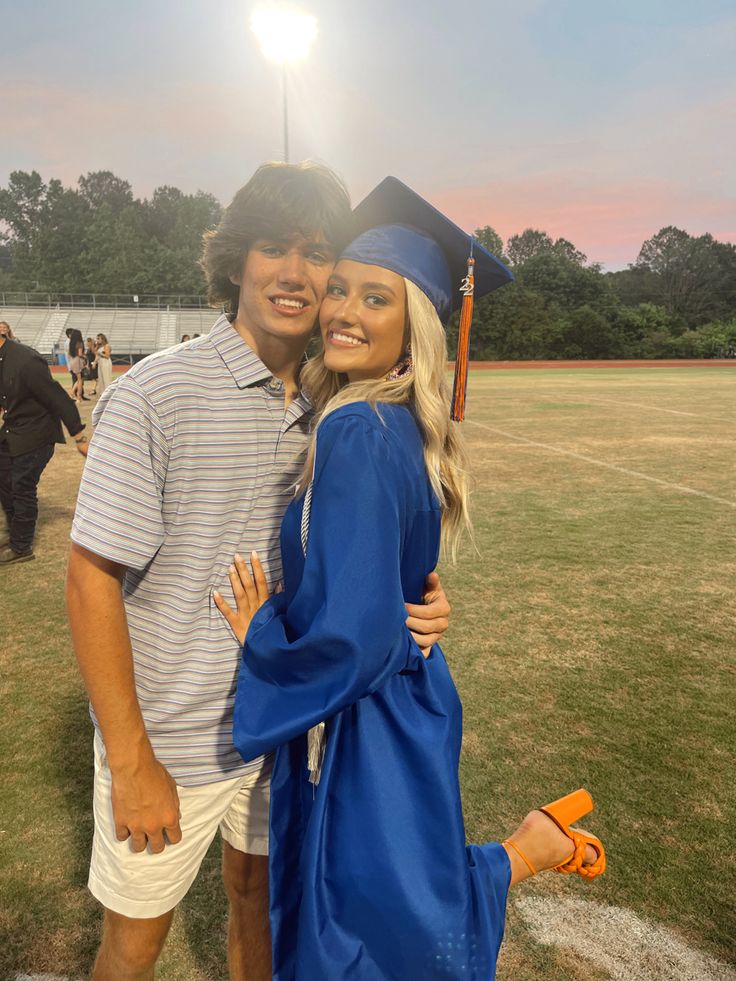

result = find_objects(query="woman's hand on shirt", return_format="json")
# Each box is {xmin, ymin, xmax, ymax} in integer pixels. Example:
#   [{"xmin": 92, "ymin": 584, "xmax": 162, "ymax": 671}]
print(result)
[
  {"xmin": 404, "ymin": 571, "xmax": 451, "ymax": 658},
  {"xmin": 213, "ymin": 552, "xmax": 271, "ymax": 645}
]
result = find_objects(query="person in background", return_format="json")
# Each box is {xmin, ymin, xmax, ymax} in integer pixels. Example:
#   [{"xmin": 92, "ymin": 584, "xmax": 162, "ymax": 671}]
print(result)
[
  {"xmin": 180, "ymin": 333, "xmax": 191, "ymax": 343},
  {"xmin": 85, "ymin": 337, "xmax": 98, "ymax": 396},
  {"xmin": 0, "ymin": 321, "xmax": 16, "ymax": 340},
  {"xmin": 65, "ymin": 327, "xmax": 84, "ymax": 376},
  {"xmin": 68, "ymin": 344, "xmax": 88, "ymax": 402},
  {"xmin": 94, "ymin": 333, "xmax": 112, "ymax": 396},
  {"xmin": 0, "ymin": 330, "xmax": 88, "ymax": 565}
]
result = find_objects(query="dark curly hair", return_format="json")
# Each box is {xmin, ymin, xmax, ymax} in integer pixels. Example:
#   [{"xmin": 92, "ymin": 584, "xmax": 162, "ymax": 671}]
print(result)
[{"xmin": 201, "ymin": 161, "xmax": 353, "ymax": 314}]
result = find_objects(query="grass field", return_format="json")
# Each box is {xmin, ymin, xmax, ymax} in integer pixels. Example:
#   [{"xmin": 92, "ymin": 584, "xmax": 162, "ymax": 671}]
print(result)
[{"xmin": 1, "ymin": 366, "xmax": 735, "ymax": 980}]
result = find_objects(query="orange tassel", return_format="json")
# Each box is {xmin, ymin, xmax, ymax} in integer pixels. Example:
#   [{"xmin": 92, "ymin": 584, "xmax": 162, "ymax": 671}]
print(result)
[{"xmin": 451, "ymin": 256, "xmax": 475, "ymax": 422}]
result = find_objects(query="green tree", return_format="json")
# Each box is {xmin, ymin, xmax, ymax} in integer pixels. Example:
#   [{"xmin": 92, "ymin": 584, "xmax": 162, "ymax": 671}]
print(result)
[
  {"xmin": 554, "ymin": 305, "xmax": 624, "ymax": 359},
  {"xmin": 80, "ymin": 203, "xmax": 151, "ymax": 292},
  {"xmin": 712, "ymin": 241, "xmax": 736, "ymax": 319},
  {"xmin": 516, "ymin": 253, "xmax": 612, "ymax": 314},
  {"xmin": 506, "ymin": 228, "xmax": 554, "ymax": 267},
  {"xmin": 0, "ymin": 170, "xmax": 49, "ymax": 287},
  {"xmin": 506, "ymin": 228, "xmax": 588, "ymax": 270},
  {"xmin": 553, "ymin": 237, "xmax": 587, "ymax": 266},
  {"xmin": 611, "ymin": 303, "xmax": 682, "ymax": 357},
  {"xmin": 0, "ymin": 170, "xmax": 47, "ymax": 245},
  {"xmin": 473, "ymin": 225, "xmax": 506, "ymax": 263},
  {"xmin": 635, "ymin": 226, "xmax": 724, "ymax": 326},
  {"xmin": 78, "ymin": 171, "xmax": 134, "ymax": 214},
  {"xmin": 607, "ymin": 265, "xmax": 661, "ymax": 309},
  {"xmin": 660, "ymin": 320, "xmax": 736, "ymax": 358},
  {"xmin": 452, "ymin": 284, "xmax": 564, "ymax": 360},
  {"xmin": 32, "ymin": 180, "xmax": 93, "ymax": 292},
  {"xmin": 0, "ymin": 169, "xmax": 222, "ymax": 296},
  {"xmin": 140, "ymin": 187, "xmax": 221, "ymax": 292}
]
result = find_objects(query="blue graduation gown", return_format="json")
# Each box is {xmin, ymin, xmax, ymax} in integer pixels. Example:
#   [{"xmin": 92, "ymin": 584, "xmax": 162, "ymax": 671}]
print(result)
[{"xmin": 233, "ymin": 402, "xmax": 511, "ymax": 980}]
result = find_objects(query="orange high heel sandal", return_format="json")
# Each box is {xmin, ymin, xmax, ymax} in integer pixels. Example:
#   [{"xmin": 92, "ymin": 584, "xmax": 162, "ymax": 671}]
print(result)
[{"xmin": 505, "ymin": 788, "xmax": 606, "ymax": 881}]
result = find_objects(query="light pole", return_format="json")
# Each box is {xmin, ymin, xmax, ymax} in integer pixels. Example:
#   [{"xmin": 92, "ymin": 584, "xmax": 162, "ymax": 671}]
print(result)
[{"xmin": 250, "ymin": 4, "xmax": 318, "ymax": 162}]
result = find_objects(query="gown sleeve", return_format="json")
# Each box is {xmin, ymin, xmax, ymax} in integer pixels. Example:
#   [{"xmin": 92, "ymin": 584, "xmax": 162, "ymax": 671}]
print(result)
[{"xmin": 233, "ymin": 409, "xmax": 418, "ymax": 763}]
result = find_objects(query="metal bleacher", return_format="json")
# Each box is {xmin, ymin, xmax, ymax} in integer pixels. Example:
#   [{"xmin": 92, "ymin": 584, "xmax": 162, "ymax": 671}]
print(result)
[
  {"xmin": 0, "ymin": 295, "xmax": 220, "ymax": 362},
  {"xmin": 2, "ymin": 308, "xmax": 51, "ymax": 347},
  {"xmin": 37, "ymin": 307, "xmax": 69, "ymax": 353}
]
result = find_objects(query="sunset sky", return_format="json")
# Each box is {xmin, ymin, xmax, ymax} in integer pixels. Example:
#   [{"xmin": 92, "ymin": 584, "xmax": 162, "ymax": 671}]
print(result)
[{"xmin": 3, "ymin": 0, "xmax": 735, "ymax": 269}]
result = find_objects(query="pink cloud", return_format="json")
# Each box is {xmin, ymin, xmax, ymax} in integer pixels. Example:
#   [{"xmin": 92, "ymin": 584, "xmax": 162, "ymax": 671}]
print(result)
[{"xmin": 434, "ymin": 174, "xmax": 736, "ymax": 270}]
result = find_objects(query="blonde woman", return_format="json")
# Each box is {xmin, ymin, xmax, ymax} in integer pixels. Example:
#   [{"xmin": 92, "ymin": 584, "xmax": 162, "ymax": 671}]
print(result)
[
  {"xmin": 94, "ymin": 333, "xmax": 112, "ymax": 395},
  {"xmin": 216, "ymin": 180, "xmax": 606, "ymax": 980}
]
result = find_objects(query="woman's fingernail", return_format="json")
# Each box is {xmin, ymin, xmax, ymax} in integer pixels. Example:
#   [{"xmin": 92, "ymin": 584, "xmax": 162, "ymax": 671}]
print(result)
[
  {"xmin": 234, "ymin": 553, "xmax": 243, "ymax": 562},
  {"xmin": 251, "ymin": 550, "xmax": 259, "ymax": 561}
]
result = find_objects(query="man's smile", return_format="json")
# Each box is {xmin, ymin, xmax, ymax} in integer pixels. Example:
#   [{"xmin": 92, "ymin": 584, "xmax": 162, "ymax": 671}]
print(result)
[{"xmin": 270, "ymin": 294, "xmax": 309, "ymax": 315}]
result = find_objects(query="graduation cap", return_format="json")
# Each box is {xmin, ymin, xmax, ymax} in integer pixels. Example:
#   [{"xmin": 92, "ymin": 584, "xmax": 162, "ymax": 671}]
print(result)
[{"xmin": 343, "ymin": 177, "xmax": 513, "ymax": 421}]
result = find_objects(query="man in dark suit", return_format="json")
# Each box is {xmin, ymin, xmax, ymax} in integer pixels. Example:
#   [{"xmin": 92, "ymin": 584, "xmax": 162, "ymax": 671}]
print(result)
[{"xmin": 0, "ymin": 328, "xmax": 88, "ymax": 565}]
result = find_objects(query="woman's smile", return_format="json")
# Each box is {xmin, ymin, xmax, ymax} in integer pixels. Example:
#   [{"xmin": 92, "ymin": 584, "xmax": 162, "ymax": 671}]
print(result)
[{"xmin": 325, "ymin": 329, "xmax": 367, "ymax": 348}]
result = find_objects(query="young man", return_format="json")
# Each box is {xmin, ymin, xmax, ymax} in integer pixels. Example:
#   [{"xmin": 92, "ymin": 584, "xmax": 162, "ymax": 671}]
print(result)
[{"xmin": 66, "ymin": 162, "xmax": 451, "ymax": 981}]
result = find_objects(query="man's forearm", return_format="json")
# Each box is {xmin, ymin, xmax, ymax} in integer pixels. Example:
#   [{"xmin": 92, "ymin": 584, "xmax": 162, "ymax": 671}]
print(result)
[{"xmin": 66, "ymin": 543, "xmax": 152, "ymax": 770}]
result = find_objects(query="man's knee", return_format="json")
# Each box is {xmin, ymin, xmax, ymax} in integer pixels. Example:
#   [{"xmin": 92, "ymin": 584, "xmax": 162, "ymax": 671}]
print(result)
[
  {"xmin": 97, "ymin": 907, "xmax": 174, "ymax": 974},
  {"xmin": 222, "ymin": 842, "xmax": 269, "ymax": 905}
]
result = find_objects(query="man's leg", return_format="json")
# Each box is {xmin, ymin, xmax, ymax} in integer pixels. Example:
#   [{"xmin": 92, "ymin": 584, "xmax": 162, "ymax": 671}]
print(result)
[
  {"xmin": 92, "ymin": 908, "xmax": 174, "ymax": 981},
  {"xmin": 222, "ymin": 842, "xmax": 271, "ymax": 981},
  {"xmin": 88, "ymin": 735, "xmax": 257, "ymax": 980},
  {"xmin": 8, "ymin": 442, "xmax": 54, "ymax": 553},
  {"xmin": 219, "ymin": 757, "xmax": 272, "ymax": 981},
  {"xmin": 0, "ymin": 440, "xmax": 15, "ymax": 544}
]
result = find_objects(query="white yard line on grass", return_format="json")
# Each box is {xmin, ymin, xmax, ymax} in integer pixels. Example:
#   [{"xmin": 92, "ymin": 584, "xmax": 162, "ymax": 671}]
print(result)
[
  {"xmin": 555, "ymin": 395, "xmax": 732, "ymax": 422},
  {"xmin": 473, "ymin": 392, "xmax": 732, "ymax": 422},
  {"xmin": 467, "ymin": 419, "xmax": 736, "ymax": 509},
  {"xmin": 14, "ymin": 975, "xmax": 78, "ymax": 980},
  {"xmin": 516, "ymin": 896, "xmax": 736, "ymax": 981}
]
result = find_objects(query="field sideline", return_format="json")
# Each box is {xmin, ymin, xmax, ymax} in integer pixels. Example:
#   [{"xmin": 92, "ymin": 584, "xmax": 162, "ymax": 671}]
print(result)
[{"xmin": 1, "ymin": 366, "xmax": 734, "ymax": 980}]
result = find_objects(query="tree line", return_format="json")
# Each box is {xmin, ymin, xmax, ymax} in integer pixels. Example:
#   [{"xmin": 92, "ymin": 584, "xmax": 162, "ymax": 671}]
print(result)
[
  {"xmin": 453, "ymin": 224, "xmax": 736, "ymax": 359},
  {"xmin": 0, "ymin": 170, "xmax": 221, "ymax": 297},
  {"xmin": 2, "ymin": 169, "xmax": 735, "ymax": 358}
]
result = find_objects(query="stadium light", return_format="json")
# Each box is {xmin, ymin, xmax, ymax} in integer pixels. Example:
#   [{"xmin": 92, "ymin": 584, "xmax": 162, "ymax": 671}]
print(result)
[{"xmin": 250, "ymin": 4, "xmax": 318, "ymax": 161}]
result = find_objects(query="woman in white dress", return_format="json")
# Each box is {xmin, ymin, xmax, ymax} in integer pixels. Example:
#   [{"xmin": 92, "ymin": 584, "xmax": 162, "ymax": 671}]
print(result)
[{"xmin": 94, "ymin": 333, "xmax": 113, "ymax": 395}]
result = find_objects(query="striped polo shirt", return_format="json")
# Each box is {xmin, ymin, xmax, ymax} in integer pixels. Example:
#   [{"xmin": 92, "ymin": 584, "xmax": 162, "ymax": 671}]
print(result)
[{"xmin": 71, "ymin": 315, "xmax": 313, "ymax": 786}]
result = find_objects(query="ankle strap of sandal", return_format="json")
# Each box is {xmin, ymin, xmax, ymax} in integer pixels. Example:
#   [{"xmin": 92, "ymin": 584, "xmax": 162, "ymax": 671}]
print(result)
[{"xmin": 503, "ymin": 838, "xmax": 537, "ymax": 876}]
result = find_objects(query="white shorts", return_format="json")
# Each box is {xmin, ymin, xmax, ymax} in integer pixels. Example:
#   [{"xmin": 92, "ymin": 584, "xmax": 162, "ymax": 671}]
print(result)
[{"xmin": 88, "ymin": 734, "xmax": 272, "ymax": 918}]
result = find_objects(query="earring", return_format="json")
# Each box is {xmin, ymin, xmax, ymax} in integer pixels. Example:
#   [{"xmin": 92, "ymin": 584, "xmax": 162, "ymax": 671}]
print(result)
[{"xmin": 385, "ymin": 343, "xmax": 413, "ymax": 381}]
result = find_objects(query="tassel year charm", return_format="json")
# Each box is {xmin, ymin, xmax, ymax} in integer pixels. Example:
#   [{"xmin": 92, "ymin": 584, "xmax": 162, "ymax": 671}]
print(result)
[{"xmin": 450, "ymin": 255, "xmax": 475, "ymax": 422}]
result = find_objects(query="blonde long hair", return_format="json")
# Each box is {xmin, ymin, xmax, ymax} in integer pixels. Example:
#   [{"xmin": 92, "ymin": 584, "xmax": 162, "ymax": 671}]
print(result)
[{"xmin": 300, "ymin": 278, "xmax": 472, "ymax": 560}]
